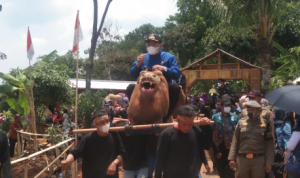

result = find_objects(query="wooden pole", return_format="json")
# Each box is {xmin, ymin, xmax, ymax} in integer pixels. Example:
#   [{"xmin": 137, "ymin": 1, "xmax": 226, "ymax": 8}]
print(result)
[
  {"xmin": 11, "ymin": 138, "xmax": 74, "ymax": 165},
  {"xmin": 24, "ymin": 159, "xmax": 29, "ymax": 178},
  {"xmin": 75, "ymin": 10, "xmax": 79, "ymax": 145},
  {"xmin": 72, "ymin": 121, "xmax": 214, "ymax": 134},
  {"xmin": 17, "ymin": 132, "xmax": 21, "ymax": 156},
  {"xmin": 27, "ymin": 29, "xmax": 38, "ymax": 150}
]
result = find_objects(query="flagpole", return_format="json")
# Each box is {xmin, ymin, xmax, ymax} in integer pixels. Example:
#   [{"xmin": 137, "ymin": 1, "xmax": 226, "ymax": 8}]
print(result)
[
  {"xmin": 73, "ymin": 10, "xmax": 80, "ymax": 178},
  {"xmin": 27, "ymin": 26, "xmax": 38, "ymax": 151}
]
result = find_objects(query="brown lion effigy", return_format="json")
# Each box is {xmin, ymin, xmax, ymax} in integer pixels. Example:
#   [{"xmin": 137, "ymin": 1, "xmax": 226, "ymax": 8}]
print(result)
[{"xmin": 127, "ymin": 70, "xmax": 169, "ymax": 124}]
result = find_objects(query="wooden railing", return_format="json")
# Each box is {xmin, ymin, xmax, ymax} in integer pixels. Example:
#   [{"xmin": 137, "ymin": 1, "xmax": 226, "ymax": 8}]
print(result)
[{"xmin": 12, "ymin": 136, "xmax": 75, "ymax": 178}]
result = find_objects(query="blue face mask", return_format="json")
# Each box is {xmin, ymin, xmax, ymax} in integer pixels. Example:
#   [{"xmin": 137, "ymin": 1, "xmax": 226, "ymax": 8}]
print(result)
[{"xmin": 216, "ymin": 107, "xmax": 221, "ymax": 112}]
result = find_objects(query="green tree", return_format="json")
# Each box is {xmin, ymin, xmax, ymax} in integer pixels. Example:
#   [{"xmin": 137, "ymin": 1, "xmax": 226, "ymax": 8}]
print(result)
[
  {"xmin": 201, "ymin": 22, "xmax": 257, "ymax": 65},
  {"xmin": 0, "ymin": 71, "xmax": 37, "ymax": 134},
  {"xmin": 122, "ymin": 23, "xmax": 164, "ymax": 53},
  {"xmin": 204, "ymin": 0, "xmax": 288, "ymax": 92}
]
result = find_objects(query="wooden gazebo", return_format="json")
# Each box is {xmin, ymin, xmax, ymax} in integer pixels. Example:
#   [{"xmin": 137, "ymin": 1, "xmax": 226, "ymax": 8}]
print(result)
[{"xmin": 181, "ymin": 49, "xmax": 262, "ymax": 94}]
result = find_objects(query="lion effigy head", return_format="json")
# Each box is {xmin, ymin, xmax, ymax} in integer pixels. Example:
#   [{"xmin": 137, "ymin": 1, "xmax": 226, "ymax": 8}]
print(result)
[
  {"xmin": 128, "ymin": 70, "xmax": 169, "ymax": 124},
  {"xmin": 138, "ymin": 70, "xmax": 164, "ymax": 96}
]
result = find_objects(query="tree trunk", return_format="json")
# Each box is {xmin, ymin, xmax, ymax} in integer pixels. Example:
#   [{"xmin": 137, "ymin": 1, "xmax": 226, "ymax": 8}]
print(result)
[
  {"xmin": 259, "ymin": 54, "xmax": 272, "ymax": 93},
  {"xmin": 86, "ymin": 0, "xmax": 112, "ymax": 90}
]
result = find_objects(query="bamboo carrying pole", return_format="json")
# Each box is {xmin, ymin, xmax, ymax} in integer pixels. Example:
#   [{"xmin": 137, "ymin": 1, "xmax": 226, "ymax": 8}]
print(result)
[
  {"xmin": 72, "ymin": 120, "xmax": 214, "ymax": 134},
  {"xmin": 34, "ymin": 143, "xmax": 74, "ymax": 178}
]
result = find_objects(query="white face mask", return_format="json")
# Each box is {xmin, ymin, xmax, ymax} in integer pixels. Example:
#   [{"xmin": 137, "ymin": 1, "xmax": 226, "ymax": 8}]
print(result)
[
  {"xmin": 224, "ymin": 107, "xmax": 231, "ymax": 113},
  {"xmin": 147, "ymin": 46, "xmax": 159, "ymax": 55},
  {"xmin": 217, "ymin": 83, "xmax": 221, "ymax": 87},
  {"xmin": 98, "ymin": 123, "xmax": 110, "ymax": 133}
]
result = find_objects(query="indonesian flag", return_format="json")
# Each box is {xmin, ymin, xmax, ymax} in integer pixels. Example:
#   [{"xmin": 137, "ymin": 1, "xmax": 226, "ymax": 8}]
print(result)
[
  {"xmin": 72, "ymin": 10, "xmax": 83, "ymax": 54},
  {"xmin": 27, "ymin": 27, "xmax": 35, "ymax": 60}
]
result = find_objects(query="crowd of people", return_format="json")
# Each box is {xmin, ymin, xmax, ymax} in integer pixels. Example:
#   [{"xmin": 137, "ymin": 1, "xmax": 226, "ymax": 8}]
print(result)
[
  {"xmin": 1, "ymin": 33, "xmax": 300, "ymax": 178},
  {"xmin": 59, "ymin": 33, "xmax": 300, "ymax": 178}
]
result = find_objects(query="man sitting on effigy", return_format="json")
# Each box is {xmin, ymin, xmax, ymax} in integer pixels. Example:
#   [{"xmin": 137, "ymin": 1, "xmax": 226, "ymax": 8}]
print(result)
[
  {"xmin": 129, "ymin": 33, "xmax": 182, "ymax": 122},
  {"xmin": 61, "ymin": 109, "xmax": 125, "ymax": 178}
]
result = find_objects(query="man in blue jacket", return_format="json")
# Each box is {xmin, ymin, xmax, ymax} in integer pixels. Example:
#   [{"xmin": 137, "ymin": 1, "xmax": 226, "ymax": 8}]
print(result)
[{"xmin": 130, "ymin": 33, "xmax": 182, "ymax": 120}]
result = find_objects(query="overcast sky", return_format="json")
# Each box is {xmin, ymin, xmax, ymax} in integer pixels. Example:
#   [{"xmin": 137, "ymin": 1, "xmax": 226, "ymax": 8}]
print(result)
[{"xmin": 0, "ymin": 0, "xmax": 177, "ymax": 75}]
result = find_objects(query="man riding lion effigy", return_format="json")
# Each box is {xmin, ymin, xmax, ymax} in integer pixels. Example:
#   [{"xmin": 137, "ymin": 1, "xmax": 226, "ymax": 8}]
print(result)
[{"xmin": 128, "ymin": 33, "xmax": 185, "ymax": 124}]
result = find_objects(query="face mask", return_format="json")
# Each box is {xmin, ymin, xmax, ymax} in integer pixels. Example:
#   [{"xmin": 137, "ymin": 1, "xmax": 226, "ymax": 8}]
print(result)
[
  {"xmin": 224, "ymin": 107, "xmax": 231, "ymax": 113},
  {"xmin": 217, "ymin": 83, "xmax": 221, "ymax": 87},
  {"xmin": 147, "ymin": 46, "xmax": 159, "ymax": 55},
  {"xmin": 248, "ymin": 112, "xmax": 260, "ymax": 119},
  {"xmin": 98, "ymin": 123, "xmax": 110, "ymax": 133},
  {"xmin": 216, "ymin": 107, "xmax": 221, "ymax": 112}
]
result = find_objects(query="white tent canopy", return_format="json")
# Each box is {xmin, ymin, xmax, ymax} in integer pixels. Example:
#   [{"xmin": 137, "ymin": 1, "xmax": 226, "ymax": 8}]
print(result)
[
  {"xmin": 69, "ymin": 79, "xmax": 136, "ymax": 91},
  {"xmin": 293, "ymin": 76, "xmax": 300, "ymax": 84}
]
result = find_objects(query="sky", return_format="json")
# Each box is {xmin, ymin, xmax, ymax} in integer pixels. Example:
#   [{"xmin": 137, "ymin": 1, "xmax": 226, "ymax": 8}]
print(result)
[{"xmin": 0, "ymin": 0, "xmax": 178, "ymax": 75}]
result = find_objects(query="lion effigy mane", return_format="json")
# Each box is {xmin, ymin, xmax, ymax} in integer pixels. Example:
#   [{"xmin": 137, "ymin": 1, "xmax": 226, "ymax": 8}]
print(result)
[{"xmin": 127, "ymin": 70, "xmax": 169, "ymax": 124}]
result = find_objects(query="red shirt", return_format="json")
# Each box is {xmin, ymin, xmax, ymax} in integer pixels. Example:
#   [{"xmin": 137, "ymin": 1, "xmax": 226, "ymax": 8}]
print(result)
[{"xmin": 8, "ymin": 120, "xmax": 23, "ymax": 139}]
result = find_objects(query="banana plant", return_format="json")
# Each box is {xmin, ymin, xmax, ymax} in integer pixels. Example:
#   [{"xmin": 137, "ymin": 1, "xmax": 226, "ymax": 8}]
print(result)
[{"xmin": 0, "ymin": 71, "xmax": 37, "ymax": 133}]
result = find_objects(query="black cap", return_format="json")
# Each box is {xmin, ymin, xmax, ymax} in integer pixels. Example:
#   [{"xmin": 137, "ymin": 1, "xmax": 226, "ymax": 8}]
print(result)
[
  {"xmin": 145, "ymin": 33, "xmax": 162, "ymax": 43},
  {"xmin": 218, "ymin": 78, "xmax": 226, "ymax": 82},
  {"xmin": 247, "ymin": 90, "xmax": 262, "ymax": 98},
  {"xmin": 91, "ymin": 109, "xmax": 107, "ymax": 120}
]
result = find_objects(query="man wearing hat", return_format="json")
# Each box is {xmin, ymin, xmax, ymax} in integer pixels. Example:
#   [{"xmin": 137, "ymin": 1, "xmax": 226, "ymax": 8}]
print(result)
[
  {"xmin": 228, "ymin": 100, "xmax": 275, "ymax": 178},
  {"xmin": 247, "ymin": 90, "xmax": 273, "ymax": 140},
  {"xmin": 217, "ymin": 78, "xmax": 231, "ymax": 98},
  {"xmin": 61, "ymin": 109, "xmax": 125, "ymax": 178},
  {"xmin": 8, "ymin": 114, "xmax": 23, "ymax": 157},
  {"xmin": 129, "ymin": 33, "xmax": 182, "ymax": 119}
]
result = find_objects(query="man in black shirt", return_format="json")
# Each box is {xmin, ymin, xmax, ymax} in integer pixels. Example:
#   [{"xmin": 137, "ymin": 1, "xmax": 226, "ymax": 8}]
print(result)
[
  {"xmin": 0, "ymin": 114, "xmax": 12, "ymax": 178},
  {"xmin": 61, "ymin": 110, "xmax": 125, "ymax": 178},
  {"xmin": 217, "ymin": 78, "xmax": 231, "ymax": 98},
  {"xmin": 155, "ymin": 105, "xmax": 208, "ymax": 178}
]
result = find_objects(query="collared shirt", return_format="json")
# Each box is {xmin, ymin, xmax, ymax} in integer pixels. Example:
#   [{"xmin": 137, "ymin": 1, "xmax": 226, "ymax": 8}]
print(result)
[
  {"xmin": 130, "ymin": 50, "xmax": 181, "ymax": 83},
  {"xmin": 211, "ymin": 112, "xmax": 239, "ymax": 149}
]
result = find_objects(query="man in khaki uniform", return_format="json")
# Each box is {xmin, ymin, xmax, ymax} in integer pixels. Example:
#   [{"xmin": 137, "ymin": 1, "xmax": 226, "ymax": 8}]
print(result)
[{"xmin": 228, "ymin": 100, "xmax": 275, "ymax": 178}]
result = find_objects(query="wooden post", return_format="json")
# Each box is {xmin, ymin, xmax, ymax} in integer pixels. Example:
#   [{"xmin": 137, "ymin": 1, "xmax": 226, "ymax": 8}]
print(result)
[
  {"xmin": 71, "ymin": 144, "xmax": 76, "ymax": 178},
  {"xmin": 55, "ymin": 147, "xmax": 60, "ymax": 167},
  {"xmin": 237, "ymin": 61, "xmax": 240, "ymax": 78},
  {"xmin": 24, "ymin": 159, "xmax": 29, "ymax": 178},
  {"xmin": 17, "ymin": 132, "xmax": 21, "ymax": 156}
]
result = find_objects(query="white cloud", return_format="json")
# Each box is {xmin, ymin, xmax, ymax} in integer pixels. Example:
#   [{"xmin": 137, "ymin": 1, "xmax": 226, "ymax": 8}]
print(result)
[{"xmin": 0, "ymin": 0, "xmax": 178, "ymax": 76}]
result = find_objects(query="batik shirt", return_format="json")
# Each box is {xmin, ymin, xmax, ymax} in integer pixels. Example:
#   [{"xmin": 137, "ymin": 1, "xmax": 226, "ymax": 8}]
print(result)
[{"xmin": 211, "ymin": 112, "xmax": 239, "ymax": 149}]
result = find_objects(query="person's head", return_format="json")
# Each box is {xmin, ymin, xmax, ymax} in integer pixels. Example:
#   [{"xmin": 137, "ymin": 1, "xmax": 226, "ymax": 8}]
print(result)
[
  {"xmin": 273, "ymin": 107, "xmax": 288, "ymax": 123},
  {"xmin": 55, "ymin": 104, "xmax": 61, "ymax": 112},
  {"xmin": 126, "ymin": 84, "xmax": 135, "ymax": 101},
  {"xmin": 190, "ymin": 105, "xmax": 200, "ymax": 115},
  {"xmin": 245, "ymin": 100, "xmax": 262, "ymax": 120},
  {"xmin": 215, "ymin": 99, "xmax": 222, "ymax": 112},
  {"xmin": 217, "ymin": 78, "xmax": 226, "ymax": 87},
  {"xmin": 260, "ymin": 98, "xmax": 269, "ymax": 109},
  {"xmin": 92, "ymin": 109, "xmax": 110, "ymax": 136},
  {"xmin": 14, "ymin": 114, "xmax": 21, "ymax": 121},
  {"xmin": 145, "ymin": 33, "xmax": 163, "ymax": 56},
  {"xmin": 63, "ymin": 109, "xmax": 68, "ymax": 114},
  {"xmin": 221, "ymin": 97, "xmax": 231, "ymax": 114},
  {"xmin": 239, "ymin": 95, "xmax": 249, "ymax": 109},
  {"xmin": 247, "ymin": 90, "xmax": 262, "ymax": 103},
  {"xmin": 176, "ymin": 105, "xmax": 197, "ymax": 133},
  {"xmin": 194, "ymin": 94, "xmax": 200, "ymax": 103}
]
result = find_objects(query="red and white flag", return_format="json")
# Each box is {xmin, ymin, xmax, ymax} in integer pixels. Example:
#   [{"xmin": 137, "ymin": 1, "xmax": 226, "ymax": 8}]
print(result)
[
  {"xmin": 27, "ymin": 27, "xmax": 35, "ymax": 60},
  {"xmin": 72, "ymin": 10, "xmax": 83, "ymax": 54}
]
